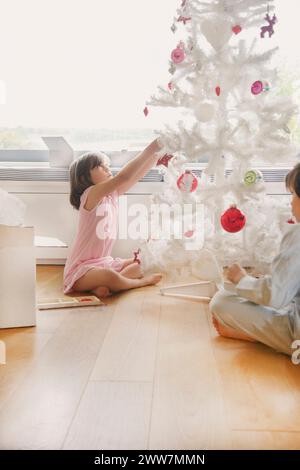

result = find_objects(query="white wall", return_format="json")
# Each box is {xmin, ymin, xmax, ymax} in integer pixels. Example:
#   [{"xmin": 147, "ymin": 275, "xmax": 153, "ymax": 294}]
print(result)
[{"xmin": 1, "ymin": 180, "xmax": 164, "ymax": 264}]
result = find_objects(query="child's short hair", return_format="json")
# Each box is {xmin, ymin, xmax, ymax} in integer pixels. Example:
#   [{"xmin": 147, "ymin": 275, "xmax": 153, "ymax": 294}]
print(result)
[
  {"xmin": 285, "ymin": 162, "xmax": 300, "ymax": 197},
  {"xmin": 69, "ymin": 151, "xmax": 110, "ymax": 210}
]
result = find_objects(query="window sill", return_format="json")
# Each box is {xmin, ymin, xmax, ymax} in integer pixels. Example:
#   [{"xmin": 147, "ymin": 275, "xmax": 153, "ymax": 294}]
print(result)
[{"xmin": 0, "ymin": 166, "xmax": 164, "ymax": 183}]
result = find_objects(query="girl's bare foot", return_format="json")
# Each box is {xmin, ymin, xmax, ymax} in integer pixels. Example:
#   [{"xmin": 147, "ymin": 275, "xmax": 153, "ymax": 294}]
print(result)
[
  {"xmin": 140, "ymin": 273, "xmax": 163, "ymax": 287},
  {"xmin": 120, "ymin": 262, "xmax": 144, "ymax": 279},
  {"xmin": 212, "ymin": 315, "xmax": 256, "ymax": 342},
  {"xmin": 91, "ymin": 286, "xmax": 112, "ymax": 299}
]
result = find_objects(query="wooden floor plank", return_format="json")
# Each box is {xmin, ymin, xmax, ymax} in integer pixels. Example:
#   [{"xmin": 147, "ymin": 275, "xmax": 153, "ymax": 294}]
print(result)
[
  {"xmin": 91, "ymin": 286, "xmax": 161, "ymax": 382},
  {"xmin": 232, "ymin": 431, "xmax": 300, "ymax": 450},
  {"xmin": 0, "ymin": 330, "xmax": 51, "ymax": 410},
  {"xmin": 0, "ymin": 304, "xmax": 116, "ymax": 449},
  {"xmin": 1, "ymin": 266, "xmax": 300, "ymax": 450},
  {"xmin": 63, "ymin": 381, "xmax": 152, "ymax": 450},
  {"xmin": 204, "ymin": 305, "xmax": 300, "ymax": 432},
  {"xmin": 149, "ymin": 295, "xmax": 231, "ymax": 450}
]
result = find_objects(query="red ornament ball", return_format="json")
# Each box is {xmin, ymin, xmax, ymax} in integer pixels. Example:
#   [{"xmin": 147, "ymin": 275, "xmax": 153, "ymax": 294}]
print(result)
[
  {"xmin": 221, "ymin": 206, "xmax": 246, "ymax": 233},
  {"xmin": 177, "ymin": 170, "xmax": 198, "ymax": 193},
  {"xmin": 215, "ymin": 86, "xmax": 221, "ymax": 96},
  {"xmin": 232, "ymin": 25, "xmax": 242, "ymax": 35}
]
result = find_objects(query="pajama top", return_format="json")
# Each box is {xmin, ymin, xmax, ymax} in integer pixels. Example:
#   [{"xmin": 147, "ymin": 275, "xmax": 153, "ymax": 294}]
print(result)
[{"xmin": 236, "ymin": 224, "xmax": 300, "ymax": 321}]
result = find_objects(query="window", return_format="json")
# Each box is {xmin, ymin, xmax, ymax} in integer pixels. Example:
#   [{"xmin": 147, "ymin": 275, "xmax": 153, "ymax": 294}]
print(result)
[
  {"xmin": 0, "ymin": 0, "xmax": 299, "ymax": 165},
  {"xmin": 0, "ymin": 0, "xmax": 178, "ymax": 159}
]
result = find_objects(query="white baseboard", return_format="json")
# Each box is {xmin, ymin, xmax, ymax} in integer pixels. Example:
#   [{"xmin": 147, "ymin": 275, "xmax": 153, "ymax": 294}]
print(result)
[{"xmin": 36, "ymin": 259, "xmax": 66, "ymax": 265}]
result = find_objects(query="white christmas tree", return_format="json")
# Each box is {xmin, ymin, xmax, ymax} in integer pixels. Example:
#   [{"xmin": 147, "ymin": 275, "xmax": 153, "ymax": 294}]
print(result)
[{"xmin": 140, "ymin": 0, "xmax": 298, "ymax": 280}]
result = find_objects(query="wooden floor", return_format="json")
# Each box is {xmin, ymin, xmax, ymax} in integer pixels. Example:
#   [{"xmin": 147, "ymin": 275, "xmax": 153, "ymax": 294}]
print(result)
[{"xmin": 0, "ymin": 265, "xmax": 300, "ymax": 450}]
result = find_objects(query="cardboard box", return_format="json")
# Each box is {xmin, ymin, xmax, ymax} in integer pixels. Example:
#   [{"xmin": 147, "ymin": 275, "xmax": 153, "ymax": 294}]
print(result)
[{"xmin": 0, "ymin": 224, "xmax": 36, "ymax": 328}]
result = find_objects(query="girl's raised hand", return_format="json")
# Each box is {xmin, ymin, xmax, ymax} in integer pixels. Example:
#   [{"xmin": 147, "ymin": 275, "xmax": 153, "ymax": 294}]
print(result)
[{"xmin": 148, "ymin": 138, "xmax": 163, "ymax": 155}]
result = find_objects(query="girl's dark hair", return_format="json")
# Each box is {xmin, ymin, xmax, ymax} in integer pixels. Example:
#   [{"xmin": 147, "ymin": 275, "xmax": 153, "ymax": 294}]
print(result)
[
  {"xmin": 285, "ymin": 162, "xmax": 300, "ymax": 197},
  {"xmin": 69, "ymin": 152, "xmax": 110, "ymax": 210}
]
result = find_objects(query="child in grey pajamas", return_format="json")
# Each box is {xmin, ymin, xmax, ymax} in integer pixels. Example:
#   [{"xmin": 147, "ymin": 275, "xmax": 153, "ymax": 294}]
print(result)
[{"xmin": 209, "ymin": 163, "xmax": 300, "ymax": 356}]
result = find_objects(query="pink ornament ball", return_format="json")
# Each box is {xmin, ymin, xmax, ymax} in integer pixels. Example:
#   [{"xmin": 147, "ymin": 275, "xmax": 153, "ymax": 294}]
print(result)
[
  {"xmin": 251, "ymin": 80, "xmax": 263, "ymax": 95},
  {"xmin": 177, "ymin": 170, "xmax": 198, "ymax": 193},
  {"xmin": 171, "ymin": 47, "xmax": 185, "ymax": 64},
  {"xmin": 184, "ymin": 230, "xmax": 194, "ymax": 238}
]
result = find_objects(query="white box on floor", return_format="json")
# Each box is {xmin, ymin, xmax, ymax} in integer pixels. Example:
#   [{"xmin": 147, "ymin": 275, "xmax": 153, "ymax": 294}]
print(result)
[{"xmin": 0, "ymin": 224, "xmax": 36, "ymax": 328}]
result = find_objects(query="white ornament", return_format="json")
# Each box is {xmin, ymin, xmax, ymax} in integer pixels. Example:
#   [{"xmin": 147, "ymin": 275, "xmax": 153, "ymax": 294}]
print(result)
[
  {"xmin": 194, "ymin": 101, "xmax": 216, "ymax": 122},
  {"xmin": 201, "ymin": 18, "xmax": 232, "ymax": 51}
]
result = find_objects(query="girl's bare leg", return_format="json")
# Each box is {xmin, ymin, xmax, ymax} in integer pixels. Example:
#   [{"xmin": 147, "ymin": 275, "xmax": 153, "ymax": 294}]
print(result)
[
  {"xmin": 92, "ymin": 261, "xmax": 143, "ymax": 297},
  {"xmin": 121, "ymin": 258, "xmax": 136, "ymax": 269},
  {"xmin": 120, "ymin": 261, "xmax": 143, "ymax": 279},
  {"xmin": 73, "ymin": 267, "xmax": 162, "ymax": 295}
]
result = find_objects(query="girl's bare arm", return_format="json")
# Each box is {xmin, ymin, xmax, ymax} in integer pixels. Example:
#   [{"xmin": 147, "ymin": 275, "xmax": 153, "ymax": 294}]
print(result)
[
  {"xmin": 116, "ymin": 138, "xmax": 162, "ymax": 195},
  {"xmin": 87, "ymin": 138, "xmax": 162, "ymax": 204}
]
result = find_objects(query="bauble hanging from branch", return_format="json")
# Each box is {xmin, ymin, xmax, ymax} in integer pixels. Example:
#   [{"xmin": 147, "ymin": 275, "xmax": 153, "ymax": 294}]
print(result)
[
  {"xmin": 251, "ymin": 80, "xmax": 271, "ymax": 95},
  {"xmin": 157, "ymin": 154, "xmax": 175, "ymax": 168},
  {"xmin": 232, "ymin": 25, "xmax": 242, "ymax": 35},
  {"xmin": 177, "ymin": 170, "xmax": 199, "ymax": 193},
  {"xmin": 171, "ymin": 43, "xmax": 185, "ymax": 64},
  {"xmin": 221, "ymin": 205, "xmax": 246, "ymax": 233},
  {"xmin": 194, "ymin": 101, "xmax": 216, "ymax": 122},
  {"xmin": 244, "ymin": 169, "xmax": 264, "ymax": 186},
  {"xmin": 201, "ymin": 17, "xmax": 232, "ymax": 51}
]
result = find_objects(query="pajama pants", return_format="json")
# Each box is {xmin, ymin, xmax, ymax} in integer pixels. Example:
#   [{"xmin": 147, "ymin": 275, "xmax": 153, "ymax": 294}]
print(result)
[{"xmin": 209, "ymin": 288, "xmax": 300, "ymax": 356}]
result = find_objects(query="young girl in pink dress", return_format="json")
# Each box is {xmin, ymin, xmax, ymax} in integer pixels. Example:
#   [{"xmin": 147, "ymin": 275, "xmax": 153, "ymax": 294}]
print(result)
[{"xmin": 63, "ymin": 139, "xmax": 163, "ymax": 298}]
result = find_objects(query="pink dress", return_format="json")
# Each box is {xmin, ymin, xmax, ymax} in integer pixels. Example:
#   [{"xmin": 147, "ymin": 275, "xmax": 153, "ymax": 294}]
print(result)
[{"xmin": 63, "ymin": 186, "xmax": 125, "ymax": 294}]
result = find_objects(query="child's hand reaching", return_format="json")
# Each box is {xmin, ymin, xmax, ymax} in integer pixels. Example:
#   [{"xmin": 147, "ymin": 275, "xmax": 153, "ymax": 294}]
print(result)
[{"xmin": 227, "ymin": 263, "xmax": 247, "ymax": 285}]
